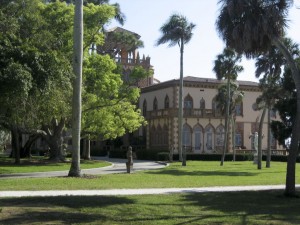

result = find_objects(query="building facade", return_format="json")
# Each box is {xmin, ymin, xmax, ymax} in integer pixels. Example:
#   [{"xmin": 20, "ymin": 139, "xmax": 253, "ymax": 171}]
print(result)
[{"xmin": 139, "ymin": 76, "xmax": 284, "ymax": 154}]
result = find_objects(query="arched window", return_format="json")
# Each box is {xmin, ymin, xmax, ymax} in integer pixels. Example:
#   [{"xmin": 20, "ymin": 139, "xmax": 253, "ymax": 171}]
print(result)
[
  {"xmin": 193, "ymin": 125, "xmax": 203, "ymax": 151},
  {"xmin": 184, "ymin": 94, "xmax": 193, "ymax": 109},
  {"xmin": 216, "ymin": 125, "xmax": 225, "ymax": 147},
  {"xmin": 200, "ymin": 97, "xmax": 205, "ymax": 109},
  {"xmin": 153, "ymin": 97, "xmax": 158, "ymax": 110},
  {"xmin": 184, "ymin": 94, "xmax": 193, "ymax": 116},
  {"xmin": 234, "ymin": 122, "xmax": 243, "ymax": 148},
  {"xmin": 235, "ymin": 102, "xmax": 243, "ymax": 116},
  {"xmin": 212, "ymin": 97, "xmax": 221, "ymax": 116},
  {"xmin": 204, "ymin": 125, "xmax": 214, "ymax": 151},
  {"xmin": 164, "ymin": 95, "xmax": 170, "ymax": 109},
  {"xmin": 143, "ymin": 100, "xmax": 147, "ymax": 116},
  {"xmin": 182, "ymin": 124, "xmax": 192, "ymax": 148}
]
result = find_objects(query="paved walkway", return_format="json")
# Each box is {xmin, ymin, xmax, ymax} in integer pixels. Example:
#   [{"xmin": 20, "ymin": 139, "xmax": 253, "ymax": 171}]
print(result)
[
  {"xmin": 0, "ymin": 157, "xmax": 167, "ymax": 179},
  {"xmin": 1, "ymin": 185, "xmax": 298, "ymax": 198}
]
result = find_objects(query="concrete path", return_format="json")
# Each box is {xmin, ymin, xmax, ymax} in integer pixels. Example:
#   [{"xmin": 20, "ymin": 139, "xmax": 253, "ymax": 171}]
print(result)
[
  {"xmin": 0, "ymin": 157, "xmax": 167, "ymax": 179},
  {"xmin": 1, "ymin": 185, "xmax": 299, "ymax": 198}
]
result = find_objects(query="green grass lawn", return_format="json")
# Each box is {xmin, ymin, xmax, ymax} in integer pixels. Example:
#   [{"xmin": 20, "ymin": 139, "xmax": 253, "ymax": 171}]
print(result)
[
  {"xmin": 1, "ymin": 159, "xmax": 300, "ymax": 224},
  {"xmin": 0, "ymin": 160, "xmax": 297, "ymax": 190},
  {"xmin": 0, "ymin": 155, "xmax": 111, "ymax": 174},
  {"xmin": 1, "ymin": 190, "xmax": 300, "ymax": 224}
]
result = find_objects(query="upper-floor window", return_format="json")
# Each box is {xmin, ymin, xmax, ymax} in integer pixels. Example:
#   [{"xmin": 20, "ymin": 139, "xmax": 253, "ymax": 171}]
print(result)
[
  {"xmin": 200, "ymin": 97, "xmax": 205, "ymax": 109},
  {"xmin": 235, "ymin": 102, "xmax": 243, "ymax": 116},
  {"xmin": 212, "ymin": 97, "xmax": 221, "ymax": 116},
  {"xmin": 184, "ymin": 94, "xmax": 193, "ymax": 109},
  {"xmin": 153, "ymin": 97, "xmax": 158, "ymax": 110},
  {"xmin": 164, "ymin": 95, "xmax": 169, "ymax": 109}
]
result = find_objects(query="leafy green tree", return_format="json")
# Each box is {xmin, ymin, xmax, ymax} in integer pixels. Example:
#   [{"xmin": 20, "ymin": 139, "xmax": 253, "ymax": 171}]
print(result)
[
  {"xmin": 271, "ymin": 58, "xmax": 300, "ymax": 149},
  {"xmin": 156, "ymin": 14, "xmax": 196, "ymax": 166},
  {"xmin": 49, "ymin": 0, "xmax": 125, "ymax": 25},
  {"xmin": 216, "ymin": 0, "xmax": 300, "ymax": 197},
  {"xmin": 82, "ymin": 54, "xmax": 146, "ymax": 139},
  {"xmin": 213, "ymin": 48, "xmax": 243, "ymax": 165},
  {"xmin": 254, "ymin": 38, "xmax": 298, "ymax": 168},
  {"xmin": 0, "ymin": 0, "xmax": 73, "ymax": 163},
  {"xmin": 97, "ymin": 30, "xmax": 144, "ymax": 58}
]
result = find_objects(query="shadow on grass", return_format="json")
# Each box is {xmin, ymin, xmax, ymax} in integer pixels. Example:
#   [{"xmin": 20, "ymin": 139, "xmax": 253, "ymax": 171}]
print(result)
[
  {"xmin": 0, "ymin": 196, "xmax": 135, "ymax": 225},
  {"xmin": 145, "ymin": 168, "xmax": 257, "ymax": 177},
  {"xmin": 178, "ymin": 190, "xmax": 300, "ymax": 224},
  {"xmin": 2, "ymin": 191, "xmax": 300, "ymax": 224}
]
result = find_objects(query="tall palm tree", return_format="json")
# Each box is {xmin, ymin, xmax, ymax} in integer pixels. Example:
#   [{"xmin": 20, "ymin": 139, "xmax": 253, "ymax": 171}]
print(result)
[
  {"xmin": 68, "ymin": 0, "xmax": 83, "ymax": 177},
  {"xmin": 255, "ymin": 40, "xmax": 289, "ymax": 169},
  {"xmin": 216, "ymin": 0, "xmax": 300, "ymax": 196},
  {"xmin": 156, "ymin": 14, "xmax": 195, "ymax": 166},
  {"xmin": 256, "ymin": 38, "xmax": 299, "ymax": 169},
  {"xmin": 213, "ymin": 48, "xmax": 243, "ymax": 166}
]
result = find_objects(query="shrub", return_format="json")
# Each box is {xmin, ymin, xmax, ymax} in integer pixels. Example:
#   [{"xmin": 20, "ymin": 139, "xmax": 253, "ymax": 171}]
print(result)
[
  {"xmin": 157, "ymin": 152, "xmax": 170, "ymax": 161},
  {"xmin": 135, "ymin": 148, "xmax": 169, "ymax": 160},
  {"xmin": 109, "ymin": 148, "xmax": 127, "ymax": 159},
  {"xmin": 90, "ymin": 147, "xmax": 107, "ymax": 157}
]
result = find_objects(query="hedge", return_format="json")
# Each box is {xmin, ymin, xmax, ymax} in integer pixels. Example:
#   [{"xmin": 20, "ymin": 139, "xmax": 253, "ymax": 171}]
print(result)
[{"xmin": 96, "ymin": 147, "xmax": 300, "ymax": 163}]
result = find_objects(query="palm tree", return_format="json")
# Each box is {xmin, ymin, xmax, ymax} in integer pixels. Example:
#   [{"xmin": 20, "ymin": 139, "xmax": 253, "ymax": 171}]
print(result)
[
  {"xmin": 68, "ymin": 0, "xmax": 83, "ymax": 177},
  {"xmin": 213, "ymin": 48, "xmax": 243, "ymax": 166},
  {"xmin": 156, "ymin": 14, "xmax": 195, "ymax": 166},
  {"xmin": 255, "ymin": 45, "xmax": 285, "ymax": 169},
  {"xmin": 216, "ymin": 0, "xmax": 300, "ymax": 196},
  {"xmin": 255, "ymin": 38, "xmax": 300, "ymax": 168}
]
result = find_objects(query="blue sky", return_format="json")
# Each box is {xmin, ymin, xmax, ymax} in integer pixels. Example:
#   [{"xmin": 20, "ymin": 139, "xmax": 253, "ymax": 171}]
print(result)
[{"xmin": 109, "ymin": 0, "xmax": 300, "ymax": 83}]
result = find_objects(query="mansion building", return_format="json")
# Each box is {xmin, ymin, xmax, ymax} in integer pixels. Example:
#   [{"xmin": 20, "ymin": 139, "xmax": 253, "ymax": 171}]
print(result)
[{"xmin": 138, "ymin": 76, "xmax": 284, "ymax": 154}]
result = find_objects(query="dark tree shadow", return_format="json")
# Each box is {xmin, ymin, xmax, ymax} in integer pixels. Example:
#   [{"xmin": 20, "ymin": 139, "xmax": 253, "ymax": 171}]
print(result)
[
  {"xmin": 145, "ymin": 169, "xmax": 257, "ymax": 177},
  {"xmin": 0, "ymin": 196, "xmax": 135, "ymax": 224}
]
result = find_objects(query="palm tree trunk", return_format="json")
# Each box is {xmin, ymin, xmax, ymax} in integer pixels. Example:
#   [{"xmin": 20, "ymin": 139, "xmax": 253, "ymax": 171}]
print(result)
[
  {"xmin": 273, "ymin": 37, "xmax": 300, "ymax": 196},
  {"xmin": 179, "ymin": 38, "xmax": 185, "ymax": 165},
  {"xmin": 221, "ymin": 78, "xmax": 230, "ymax": 166},
  {"xmin": 232, "ymin": 116, "xmax": 236, "ymax": 162},
  {"xmin": 266, "ymin": 107, "xmax": 271, "ymax": 168},
  {"xmin": 69, "ymin": 0, "xmax": 83, "ymax": 177},
  {"xmin": 258, "ymin": 107, "xmax": 267, "ymax": 170}
]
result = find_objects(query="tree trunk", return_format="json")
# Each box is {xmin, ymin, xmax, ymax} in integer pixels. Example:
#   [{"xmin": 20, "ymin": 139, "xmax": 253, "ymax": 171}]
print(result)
[
  {"xmin": 11, "ymin": 126, "xmax": 20, "ymax": 164},
  {"xmin": 273, "ymin": 38, "xmax": 300, "ymax": 196},
  {"xmin": 82, "ymin": 137, "xmax": 91, "ymax": 160},
  {"xmin": 179, "ymin": 38, "xmax": 184, "ymax": 165},
  {"xmin": 221, "ymin": 78, "xmax": 230, "ymax": 166},
  {"xmin": 258, "ymin": 107, "xmax": 266, "ymax": 170},
  {"xmin": 266, "ymin": 107, "xmax": 271, "ymax": 168},
  {"xmin": 22, "ymin": 134, "xmax": 40, "ymax": 158},
  {"xmin": 69, "ymin": 0, "xmax": 83, "ymax": 177},
  {"xmin": 232, "ymin": 116, "xmax": 236, "ymax": 162},
  {"xmin": 42, "ymin": 118, "xmax": 66, "ymax": 162},
  {"xmin": 46, "ymin": 135, "xmax": 65, "ymax": 162}
]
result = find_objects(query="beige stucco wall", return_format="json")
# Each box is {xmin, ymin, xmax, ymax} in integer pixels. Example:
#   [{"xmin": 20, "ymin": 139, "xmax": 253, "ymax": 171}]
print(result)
[
  {"xmin": 140, "ymin": 80, "xmax": 284, "ymax": 152},
  {"xmin": 139, "ymin": 87, "xmax": 174, "ymax": 110}
]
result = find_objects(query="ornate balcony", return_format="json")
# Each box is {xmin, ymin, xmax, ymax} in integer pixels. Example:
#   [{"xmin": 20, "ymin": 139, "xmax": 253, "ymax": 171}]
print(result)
[{"xmin": 145, "ymin": 108, "xmax": 223, "ymax": 119}]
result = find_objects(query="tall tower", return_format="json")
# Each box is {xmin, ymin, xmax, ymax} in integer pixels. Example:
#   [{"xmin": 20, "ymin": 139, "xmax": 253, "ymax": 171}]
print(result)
[{"xmin": 98, "ymin": 27, "xmax": 156, "ymax": 87}]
